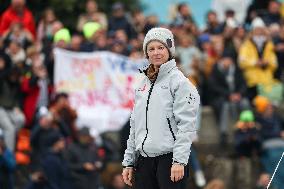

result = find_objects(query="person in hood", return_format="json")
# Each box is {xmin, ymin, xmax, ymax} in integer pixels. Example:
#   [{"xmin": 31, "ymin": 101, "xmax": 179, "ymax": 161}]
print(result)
[
  {"xmin": 64, "ymin": 127, "xmax": 103, "ymax": 189},
  {"xmin": 122, "ymin": 27, "xmax": 200, "ymax": 189},
  {"xmin": 238, "ymin": 17, "xmax": 278, "ymax": 101}
]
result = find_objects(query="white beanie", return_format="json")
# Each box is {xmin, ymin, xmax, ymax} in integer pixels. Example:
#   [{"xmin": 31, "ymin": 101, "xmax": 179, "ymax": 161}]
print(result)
[
  {"xmin": 143, "ymin": 27, "xmax": 175, "ymax": 58},
  {"xmin": 251, "ymin": 17, "xmax": 266, "ymax": 29}
]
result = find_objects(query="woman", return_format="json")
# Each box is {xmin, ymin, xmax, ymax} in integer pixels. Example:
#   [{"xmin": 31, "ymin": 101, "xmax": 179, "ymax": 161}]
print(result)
[{"xmin": 122, "ymin": 27, "xmax": 200, "ymax": 189}]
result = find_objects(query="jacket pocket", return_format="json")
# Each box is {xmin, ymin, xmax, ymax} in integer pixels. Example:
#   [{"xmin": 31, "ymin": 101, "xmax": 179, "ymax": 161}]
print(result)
[{"xmin": 166, "ymin": 117, "xmax": 176, "ymax": 141}]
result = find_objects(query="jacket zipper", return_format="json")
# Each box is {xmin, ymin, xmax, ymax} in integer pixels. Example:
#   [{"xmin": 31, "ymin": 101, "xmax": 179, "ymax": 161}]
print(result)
[
  {"xmin": 141, "ymin": 81, "xmax": 155, "ymax": 157},
  {"xmin": 167, "ymin": 117, "xmax": 176, "ymax": 141}
]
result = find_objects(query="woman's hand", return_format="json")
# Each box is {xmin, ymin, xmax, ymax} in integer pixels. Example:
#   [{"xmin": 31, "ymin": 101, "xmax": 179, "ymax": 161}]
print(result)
[
  {"xmin": 171, "ymin": 163, "xmax": 184, "ymax": 182},
  {"xmin": 122, "ymin": 167, "xmax": 134, "ymax": 186}
]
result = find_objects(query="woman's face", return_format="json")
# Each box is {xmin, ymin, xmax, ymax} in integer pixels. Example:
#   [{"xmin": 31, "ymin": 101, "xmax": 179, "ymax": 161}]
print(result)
[{"xmin": 147, "ymin": 40, "xmax": 170, "ymax": 67}]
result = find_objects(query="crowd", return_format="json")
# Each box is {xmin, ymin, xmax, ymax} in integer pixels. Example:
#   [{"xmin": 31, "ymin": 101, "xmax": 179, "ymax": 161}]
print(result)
[{"xmin": 0, "ymin": 0, "xmax": 284, "ymax": 189}]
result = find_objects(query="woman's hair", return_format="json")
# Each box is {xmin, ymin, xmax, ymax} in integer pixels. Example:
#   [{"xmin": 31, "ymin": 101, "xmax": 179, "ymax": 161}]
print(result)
[{"xmin": 146, "ymin": 63, "xmax": 159, "ymax": 82}]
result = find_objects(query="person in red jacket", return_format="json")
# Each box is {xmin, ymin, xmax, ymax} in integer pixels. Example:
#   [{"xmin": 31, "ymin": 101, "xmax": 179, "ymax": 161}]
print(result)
[
  {"xmin": 21, "ymin": 54, "xmax": 53, "ymax": 127},
  {"xmin": 0, "ymin": 0, "xmax": 36, "ymax": 39}
]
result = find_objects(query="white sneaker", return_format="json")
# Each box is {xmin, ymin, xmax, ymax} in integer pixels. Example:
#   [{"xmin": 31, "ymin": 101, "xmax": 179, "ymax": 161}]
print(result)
[{"xmin": 195, "ymin": 170, "xmax": 206, "ymax": 187}]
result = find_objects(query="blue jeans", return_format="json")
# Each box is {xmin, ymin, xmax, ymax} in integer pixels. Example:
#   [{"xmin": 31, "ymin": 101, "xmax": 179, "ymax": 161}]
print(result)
[{"xmin": 189, "ymin": 147, "xmax": 201, "ymax": 172}]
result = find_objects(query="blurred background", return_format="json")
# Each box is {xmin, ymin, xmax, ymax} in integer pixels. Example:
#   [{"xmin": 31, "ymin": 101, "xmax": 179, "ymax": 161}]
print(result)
[{"xmin": 0, "ymin": 0, "xmax": 284, "ymax": 189}]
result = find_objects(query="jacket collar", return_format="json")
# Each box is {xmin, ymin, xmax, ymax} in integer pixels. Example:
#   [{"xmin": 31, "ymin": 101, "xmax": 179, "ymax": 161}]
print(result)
[{"xmin": 139, "ymin": 59, "xmax": 177, "ymax": 79}]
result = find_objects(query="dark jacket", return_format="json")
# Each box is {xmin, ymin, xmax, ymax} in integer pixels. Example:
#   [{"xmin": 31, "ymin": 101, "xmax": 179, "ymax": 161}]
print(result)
[
  {"xmin": 41, "ymin": 151, "xmax": 72, "ymax": 189},
  {"xmin": 0, "ymin": 51, "xmax": 21, "ymax": 109},
  {"xmin": 0, "ymin": 147, "xmax": 16, "ymax": 189},
  {"xmin": 30, "ymin": 126, "xmax": 57, "ymax": 171},
  {"xmin": 108, "ymin": 16, "xmax": 136, "ymax": 39},
  {"xmin": 255, "ymin": 113, "xmax": 284, "ymax": 142},
  {"xmin": 208, "ymin": 63, "xmax": 247, "ymax": 105},
  {"xmin": 64, "ymin": 142, "xmax": 101, "ymax": 189}
]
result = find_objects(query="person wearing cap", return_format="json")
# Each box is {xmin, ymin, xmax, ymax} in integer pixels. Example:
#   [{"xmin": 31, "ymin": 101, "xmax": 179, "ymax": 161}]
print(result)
[
  {"xmin": 122, "ymin": 27, "xmax": 200, "ymax": 189},
  {"xmin": 208, "ymin": 50, "xmax": 249, "ymax": 144},
  {"xmin": 53, "ymin": 28, "xmax": 71, "ymax": 49},
  {"xmin": 65, "ymin": 127, "xmax": 102, "ymax": 189},
  {"xmin": 238, "ymin": 17, "xmax": 279, "ymax": 101},
  {"xmin": 234, "ymin": 110, "xmax": 260, "ymax": 157},
  {"xmin": 0, "ymin": 128, "xmax": 16, "ymax": 189}
]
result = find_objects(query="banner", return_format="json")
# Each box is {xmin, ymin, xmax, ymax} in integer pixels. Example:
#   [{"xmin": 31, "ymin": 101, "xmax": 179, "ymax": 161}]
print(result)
[{"xmin": 54, "ymin": 48, "xmax": 147, "ymax": 136}]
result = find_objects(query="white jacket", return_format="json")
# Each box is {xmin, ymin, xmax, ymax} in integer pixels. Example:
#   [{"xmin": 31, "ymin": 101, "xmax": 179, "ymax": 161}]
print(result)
[{"xmin": 122, "ymin": 59, "xmax": 200, "ymax": 166}]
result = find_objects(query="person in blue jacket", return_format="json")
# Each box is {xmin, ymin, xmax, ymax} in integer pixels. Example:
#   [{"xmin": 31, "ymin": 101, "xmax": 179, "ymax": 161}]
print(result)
[{"xmin": 0, "ymin": 128, "xmax": 16, "ymax": 189}]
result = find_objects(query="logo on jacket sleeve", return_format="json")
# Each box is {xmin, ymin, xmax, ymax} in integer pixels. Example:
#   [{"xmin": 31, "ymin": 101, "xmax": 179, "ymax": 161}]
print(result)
[{"xmin": 186, "ymin": 93, "xmax": 196, "ymax": 105}]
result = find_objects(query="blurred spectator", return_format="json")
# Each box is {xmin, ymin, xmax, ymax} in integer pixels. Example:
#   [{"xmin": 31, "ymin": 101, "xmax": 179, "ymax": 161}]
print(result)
[
  {"xmin": 131, "ymin": 10, "xmax": 146, "ymax": 34},
  {"xmin": 0, "ymin": 0, "xmax": 36, "ymax": 39},
  {"xmin": 204, "ymin": 10, "xmax": 223, "ymax": 34},
  {"xmin": 108, "ymin": 2, "xmax": 136, "ymax": 39},
  {"xmin": 234, "ymin": 26, "xmax": 247, "ymax": 50},
  {"xmin": 49, "ymin": 93, "xmax": 78, "ymax": 142},
  {"xmin": 40, "ymin": 130, "xmax": 71, "ymax": 189},
  {"xmin": 176, "ymin": 34, "xmax": 202, "ymax": 79},
  {"xmin": 41, "ymin": 22, "xmax": 65, "ymax": 81},
  {"xmin": 0, "ymin": 128, "xmax": 16, "ymax": 189},
  {"xmin": 69, "ymin": 33, "xmax": 83, "ymax": 52},
  {"xmin": 0, "ymin": 51, "xmax": 25, "ymax": 151},
  {"xmin": 234, "ymin": 110, "xmax": 261, "ymax": 157},
  {"xmin": 3, "ymin": 22, "xmax": 33, "ymax": 50},
  {"xmin": 254, "ymin": 96, "xmax": 284, "ymax": 141},
  {"xmin": 244, "ymin": 0, "xmax": 269, "ymax": 27},
  {"xmin": 222, "ymin": 18, "xmax": 239, "ymax": 62},
  {"xmin": 81, "ymin": 22, "xmax": 106, "ymax": 52},
  {"xmin": 238, "ymin": 17, "xmax": 278, "ymax": 101},
  {"xmin": 110, "ymin": 40, "xmax": 129, "ymax": 56},
  {"xmin": 254, "ymin": 96, "xmax": 284, "ymax": 189},
  {"xmin": 65, "ymin": 127, "xmax": 103, "ymax": 189},
  {"xmin": 53, "ymin": 28, "xmax": 71, "ymax": 49},
  {"xmin": 262, "ymin": 0, "xmax": 282, "ymax": 26},
  {"xmin": 209, "ymin": 51, "xmax": 249, "ymax": 144},
  {"xmin": 212, "ymin": 0, "xmax": 252, "ymax": 24},
  {"xmin": 30, "ymin": 107, "xmax": 54, "ymax": 170},
  {"xmin": 272, "ymin": 23, "xmax": 284, "ymax": 81},
  {"xmin": 143, "ymin": 15, "xmax": 159, "ymax": 34},
  {"xmin": 172, "ymin": 3, "xmax": 196, "ymax": 31},
  {"xmin": 5, "ymin": 40, "xmax": 26, "ymax": 66},
  {"xmin": 114, "ymin": 29, "xmax": 128, "ymax": 44},
  {"xmin": 36, "ymin": 8, "xmax": 57, "ymax": 43},
  {"xmin": 198, "ymin": 34, "xmax": 218, "ymax": 78},
  {"xmin": 77, "ymin": 0, "xmax": 107, "ymax": 31},
  {"xmin": 21, "ymin": 56, "xmax": 53, "ymax": 127}
]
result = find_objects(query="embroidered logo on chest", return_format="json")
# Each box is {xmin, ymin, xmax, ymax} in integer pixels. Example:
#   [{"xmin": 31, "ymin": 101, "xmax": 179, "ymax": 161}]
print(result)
[
  {"xmin": 138, "ymin": 84, "xmax": 146, "ymax": 92},
  {"xmin": 161, "ymin": 85, "xmax": 169, "ymax": 89}
]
